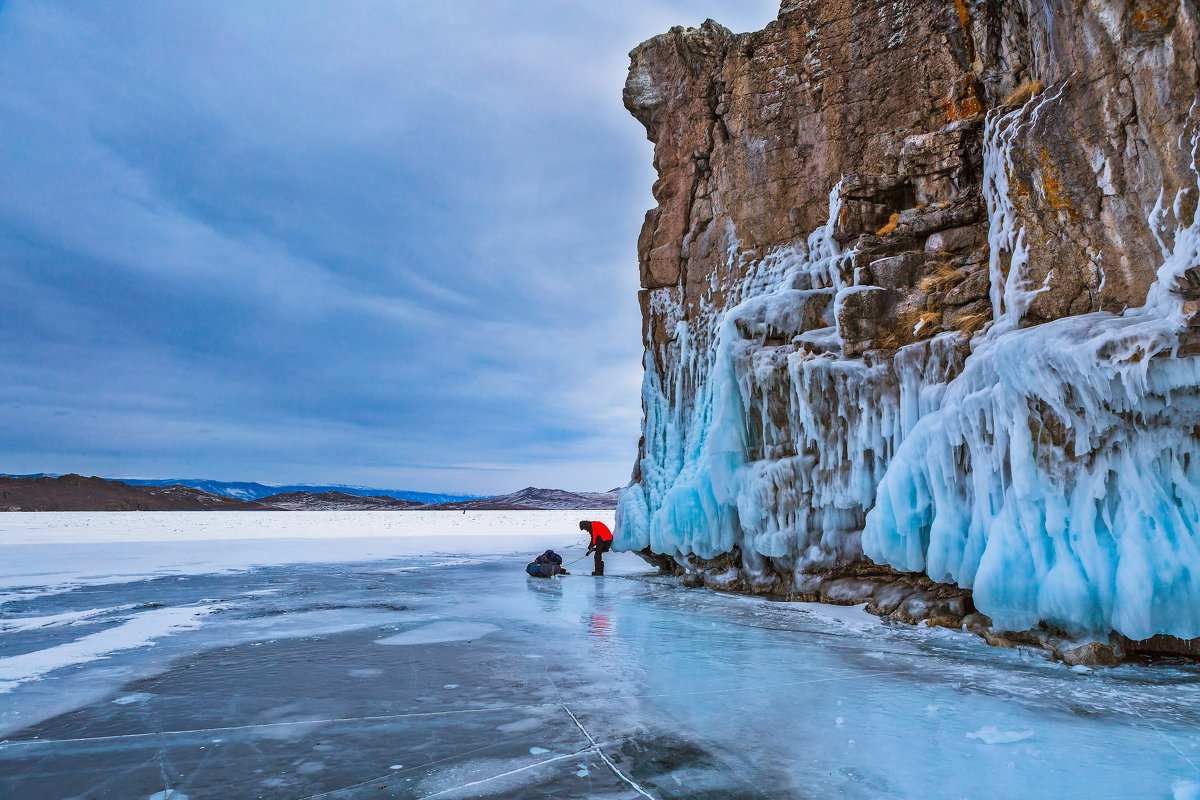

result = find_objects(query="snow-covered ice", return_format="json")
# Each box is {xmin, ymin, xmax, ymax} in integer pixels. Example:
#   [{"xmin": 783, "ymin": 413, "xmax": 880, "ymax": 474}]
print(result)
[
  {"xmin": 2, "ymin": 511, "xmax": 1199, "ymax": 799},
  {"xmin": 375, "ymin": 622, "xmax": 500, "ymax": 646}
]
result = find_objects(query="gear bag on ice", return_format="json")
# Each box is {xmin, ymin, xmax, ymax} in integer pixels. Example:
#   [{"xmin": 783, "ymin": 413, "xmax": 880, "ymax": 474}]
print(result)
[{"xmin": 525, "ymin": 549, "xmax": 567, "ymax": 578}]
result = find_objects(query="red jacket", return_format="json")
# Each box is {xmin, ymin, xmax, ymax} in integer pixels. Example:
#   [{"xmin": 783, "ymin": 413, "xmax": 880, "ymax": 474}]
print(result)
[{"xmin": 586, "ymin": 520, "xmax": 613, "ymax": 546}]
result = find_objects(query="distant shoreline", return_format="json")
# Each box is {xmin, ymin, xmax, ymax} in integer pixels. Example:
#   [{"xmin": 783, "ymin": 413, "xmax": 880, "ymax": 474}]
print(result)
[{"xmin": 0, "ymin": 474, "xmax": 620, "ymax": 513}]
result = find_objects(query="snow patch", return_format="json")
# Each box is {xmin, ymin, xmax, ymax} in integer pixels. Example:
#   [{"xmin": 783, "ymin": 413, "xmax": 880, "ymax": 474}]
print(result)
[
  {"xmin": 789, "ymin": 602, "xmax": 875, "ymax": 629},
  {"xmin": 1174, "ymin": 780, "xmax": 1200, "ymax": 800},
  {"xmin": 966, "ymin": 725, "xmax": 1035, "ymax": 744},
  {"xmin": 112, "ymin": 692, "xmax": 154, "ymax": 705},
  {"xmin": 0, "ymin": 604, "xmax": 217, "ymax": 692},
  {"xmin": 0, "ymin": 604, "xmax": 134, "ymax": 632},
  {"xmin": 0, "ymin": 510, "xmax": 611, "ymax": 601},
  {"xmin": 374, "ymin": 622, "xmax": 498, "ymax": 646}
]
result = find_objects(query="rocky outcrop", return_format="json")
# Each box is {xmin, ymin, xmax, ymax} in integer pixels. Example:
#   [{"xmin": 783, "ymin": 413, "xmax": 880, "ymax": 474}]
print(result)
[
  {"xmin": 428, "ymin": 487, "xmax": 621, "ymax": 511},
  {"xmin": 258, "ymin": 491, "xmax": 423, "ymax": 511},
  {"xmin": 617, "ymin": 0, "xmax": 1200, "ymax": 662}
]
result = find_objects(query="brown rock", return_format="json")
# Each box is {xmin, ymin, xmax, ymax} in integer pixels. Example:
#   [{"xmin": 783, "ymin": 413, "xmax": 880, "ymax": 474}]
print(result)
[
  {"xmin": 943, "ymin": 265, "xmax": 991, "ymax": 306},
  {"xmin": 836, "ymin": 286, "xmax": 894, "ymax": 349},
  {"xmin": 620, "ymin": 0, "xmax": 1200, "ymax": 662},
  {"xmin": 1057, "ymin": 641, "xmax": 1123, "ymax": 668},
  {"xmin": 926, "ymin": 225, "xmax": 985, "ymax": 254},
  {"xmin": 866, "ymin": 253, "xmax": 928, "ymax": 291}
]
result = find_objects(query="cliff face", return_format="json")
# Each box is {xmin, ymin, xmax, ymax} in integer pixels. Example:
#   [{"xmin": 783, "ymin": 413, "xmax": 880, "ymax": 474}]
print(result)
[{"xmin": 617, "ymin": 0, "xmax": 1200, "ymax": 650}]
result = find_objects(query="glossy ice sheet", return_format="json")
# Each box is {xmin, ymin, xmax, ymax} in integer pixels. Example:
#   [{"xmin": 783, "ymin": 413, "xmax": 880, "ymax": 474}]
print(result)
[{"xmin": 2, "ymin": 548, "xmax": 1200, "ymax": 799}]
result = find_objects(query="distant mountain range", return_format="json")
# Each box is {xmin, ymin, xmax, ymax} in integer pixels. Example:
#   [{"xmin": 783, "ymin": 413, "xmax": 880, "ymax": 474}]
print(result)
[
  {"xmin": 1, "ymin": 474, "xmax": 623, "ymax": 512},
  {"xmin": 0, "ymin": 474, "xmax": 276, "ymax": 512},
  {"xmin": 2, "ymin": 474, "xmax": 476, "ymax": 504}
]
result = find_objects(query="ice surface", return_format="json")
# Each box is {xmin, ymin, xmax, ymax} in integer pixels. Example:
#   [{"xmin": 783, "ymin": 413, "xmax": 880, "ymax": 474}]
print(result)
[
  {"xmin": 0, "ymin": 604, "xmax": 216, "ymax": 692},
  {"xmin": 2, "ymin": 513, "xmax": 1199, "ymax": 799},
  {"xmin": 1177, "ymin": 780, "xmax": 1200, "ymax": 800},
  {"xmin": 0, "ymin": 510, "xmax": 609, "ymax": 603}
]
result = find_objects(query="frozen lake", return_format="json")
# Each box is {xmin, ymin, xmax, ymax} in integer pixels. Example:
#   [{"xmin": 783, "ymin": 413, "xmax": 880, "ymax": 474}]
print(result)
[{"xmin": 2, "ymin": 512, "xmax": 1200, "ymax": 799}]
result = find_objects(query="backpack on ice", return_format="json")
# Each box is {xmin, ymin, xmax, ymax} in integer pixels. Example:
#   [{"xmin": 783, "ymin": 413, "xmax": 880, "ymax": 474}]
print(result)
[{"xmin": 525, "ymin": 562, "xmax": 545, "ymax": 578}]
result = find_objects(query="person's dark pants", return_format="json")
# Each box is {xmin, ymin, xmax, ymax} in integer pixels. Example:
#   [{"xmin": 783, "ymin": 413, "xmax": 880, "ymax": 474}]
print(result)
[{"xmin": 592, "ymin": 538, "xmax": 612, "ymax": 575}]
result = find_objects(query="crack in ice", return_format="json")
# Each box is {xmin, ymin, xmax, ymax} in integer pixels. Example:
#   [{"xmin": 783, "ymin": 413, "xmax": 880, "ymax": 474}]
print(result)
[
  {"xmin": 415, "ymin": 745, "xmax": 596, "ymax": 800},
  {"xmin": 561, "ymin": 703, "xmax": 655, "ymax": 799}
]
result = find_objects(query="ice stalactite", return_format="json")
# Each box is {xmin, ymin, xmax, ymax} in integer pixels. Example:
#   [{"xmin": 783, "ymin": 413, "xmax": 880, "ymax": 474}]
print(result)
[
  {"xmin": 617, "ymin": 185, "xmax": 969, "ymax": 586},
  {"xmin": 862, "ymin": 107, "xmax": 1200, "ymax": 640},
  {"xmin": 983, "ymin": 88, "xmax": 1064, "ymax": 332}
]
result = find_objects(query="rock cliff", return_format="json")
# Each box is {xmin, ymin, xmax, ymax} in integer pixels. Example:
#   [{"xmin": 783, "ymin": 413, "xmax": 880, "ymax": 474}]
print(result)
[{"xmin": 616, "ymin": 0, "xmax": 1200, "ymax": 658}]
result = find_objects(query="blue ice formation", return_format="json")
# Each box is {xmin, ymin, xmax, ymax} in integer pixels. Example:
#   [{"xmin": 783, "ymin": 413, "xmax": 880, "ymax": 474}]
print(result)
[
  {"xmin": 616, "ymin": 186, "xmax": 966, "ymax": 588},
  {"xmin": 863, "ymin": 108, "xmax": 1200, "ymax": 640},
  {"xmin": 862, "ymin": 305, "xmax": 1200, "ymax": 639},
  {"xmin": 620, "ymin": 99, "xmax": 1200, "ymax": 640}
]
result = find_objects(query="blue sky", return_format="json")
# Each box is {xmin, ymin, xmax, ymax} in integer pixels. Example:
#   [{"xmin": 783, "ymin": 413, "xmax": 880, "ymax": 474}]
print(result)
[{"xmin": 0, "ymin": 0, "xmax": 777, "ymax": 494}]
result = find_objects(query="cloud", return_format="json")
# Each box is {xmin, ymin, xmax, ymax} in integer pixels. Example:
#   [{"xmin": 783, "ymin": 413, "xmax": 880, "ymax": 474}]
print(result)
[{"xmin": 0, "ymin": 0, "xmax": 777, "ymax": 493}]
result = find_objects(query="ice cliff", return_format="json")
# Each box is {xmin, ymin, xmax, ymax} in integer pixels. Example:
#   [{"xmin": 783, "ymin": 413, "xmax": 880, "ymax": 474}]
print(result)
[{"xmin": 616, "ymin": 0, "xmax": 1200, "ymax": 655}]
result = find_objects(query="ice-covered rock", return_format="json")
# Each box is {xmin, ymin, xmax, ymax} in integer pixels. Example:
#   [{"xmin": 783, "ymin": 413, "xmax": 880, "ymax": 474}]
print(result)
[{"xmin": 617, "ymin": 1, "xmax": 1200, "ymax": 649}]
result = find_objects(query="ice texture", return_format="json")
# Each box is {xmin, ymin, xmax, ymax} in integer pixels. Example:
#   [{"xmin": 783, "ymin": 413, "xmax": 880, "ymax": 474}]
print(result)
[
  {"xmin": 618, "ymin": 183, "xmax": 968, "ymax": 587},
  {"xmin": 3, "ymin": 514, "xmax": 1200, "ymax": 799},
  {"xmin": 863, "ymin": 104, "xmax": 1200, "ymax": 640},
  {"xmin": 375, "ymin": 621, "xmax": 499, "ymax": 646},
  {"xmin": 0, "ymin": 604, "xmax": 216, "ymax": 692},
  {"xmin": 619, "ymin": 97, "xmax": 1200, "ymax": 639}
]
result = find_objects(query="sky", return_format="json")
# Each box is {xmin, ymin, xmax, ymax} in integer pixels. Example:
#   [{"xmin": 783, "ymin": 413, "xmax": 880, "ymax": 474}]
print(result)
[{"xmin": 0, "ymin": 0, "xmax": 778, "ymax": 494}]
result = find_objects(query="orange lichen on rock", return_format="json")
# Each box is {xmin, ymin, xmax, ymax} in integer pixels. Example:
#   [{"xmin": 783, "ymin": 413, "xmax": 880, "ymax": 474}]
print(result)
[
  {"xmin": 1010, "ymin": 172, "xmax": 1031, "ymax": 199},
  {"xmin": 1133, "ymin": 0, "xmax": 1172, "ymax": 29},
  {"xmin": 945, "ymin": 74, "xmax": 984, "ymax": 122},
  {"xmin": 1037, "ymin": 149, "xmax": 1078, "ymax": 215},
  {"xmin": 876, "ymin": 212, "xmax": 900, "ymax": 235},
  {"xmin": 953, "ymin": 0, "xmax": 975, "ymax": 62}
]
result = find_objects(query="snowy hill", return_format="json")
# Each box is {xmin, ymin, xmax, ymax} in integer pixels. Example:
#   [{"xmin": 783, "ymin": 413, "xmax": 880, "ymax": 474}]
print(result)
[
  {"xmin": 258, "ymin": 491, "xmax": 423, "ymax": 511},
  {"xmin": 433, "ymin": 487, "xmax": 622, "ymax": 511}
]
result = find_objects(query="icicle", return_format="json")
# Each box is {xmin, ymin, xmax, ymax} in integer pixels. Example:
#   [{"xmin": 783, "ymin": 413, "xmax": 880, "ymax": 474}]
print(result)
[
  {"xmin": 863, "ymin": 116, "xmax": 1200, "ymax": 640},
  {"xmin": 617, "ymin": 180, "xmax": 966, "ymax": 579},
  {"xmin": 983, "ymin": 85, "xmax": 1065, "ymax": 333}
]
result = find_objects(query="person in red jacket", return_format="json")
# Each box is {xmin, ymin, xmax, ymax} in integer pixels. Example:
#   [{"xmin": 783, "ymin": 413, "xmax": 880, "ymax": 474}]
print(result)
[{"xmin": 580, "ymin": 520, "xmax": 613, "ymax": 576}]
